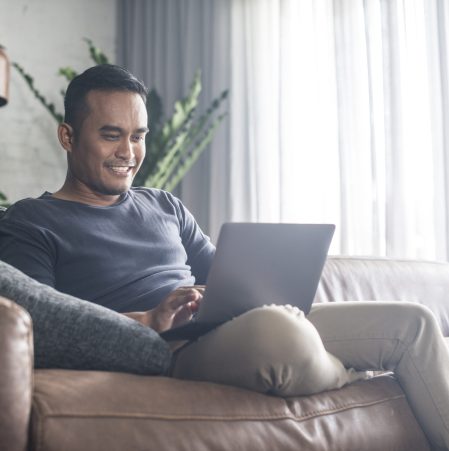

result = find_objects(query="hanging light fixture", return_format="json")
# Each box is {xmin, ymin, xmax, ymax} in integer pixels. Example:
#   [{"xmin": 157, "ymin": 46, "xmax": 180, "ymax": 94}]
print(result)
[{"xmin": 0, "ymin": 46, "xmax": 10, "ymax": 107}]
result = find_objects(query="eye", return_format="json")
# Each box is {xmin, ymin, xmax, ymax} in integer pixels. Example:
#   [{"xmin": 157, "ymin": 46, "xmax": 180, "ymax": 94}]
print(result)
[
  {"xmin": 132, "ymin": 135, "xmax": 145, "ymax": 142},
  {"xmin": 102, "ymin": 134, "xmax": 120, "ymax": 141}
]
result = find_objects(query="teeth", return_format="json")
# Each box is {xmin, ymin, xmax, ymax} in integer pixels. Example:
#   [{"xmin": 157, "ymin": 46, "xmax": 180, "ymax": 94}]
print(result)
[{"xmin": 109, "ymin": 166, "xmax": 130, "ymax": 174}]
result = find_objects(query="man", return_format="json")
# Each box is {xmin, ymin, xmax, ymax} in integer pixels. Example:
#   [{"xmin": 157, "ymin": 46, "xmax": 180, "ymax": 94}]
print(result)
[
  {"xmin": 1, "ymin": 65, "xmax": 212, "ymax": 332},
  {"xmin": 0, "ymin": 65, "xmax": 448, "ymax": 449}
]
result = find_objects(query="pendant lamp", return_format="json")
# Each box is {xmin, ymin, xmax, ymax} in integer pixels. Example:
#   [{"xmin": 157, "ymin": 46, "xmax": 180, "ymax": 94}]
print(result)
[{"xmin": 0, "ymin": 46, "xmax": 10, "ymax": 107}]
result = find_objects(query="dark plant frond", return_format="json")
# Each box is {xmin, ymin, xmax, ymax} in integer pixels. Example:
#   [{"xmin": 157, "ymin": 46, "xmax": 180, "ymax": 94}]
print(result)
[{"xmin": 147, "ymin": 89, "xmax": 164, "ymax": 131}]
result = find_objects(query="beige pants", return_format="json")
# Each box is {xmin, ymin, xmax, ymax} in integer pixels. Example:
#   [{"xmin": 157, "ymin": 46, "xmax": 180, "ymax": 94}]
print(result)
[{"xmin": 172, "ymin": 302, "xmax": 449, "ymax": 450}]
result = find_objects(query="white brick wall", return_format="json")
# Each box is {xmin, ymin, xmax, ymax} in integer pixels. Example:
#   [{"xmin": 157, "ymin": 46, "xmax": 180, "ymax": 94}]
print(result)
[{"xmin": 0, "ymin": 0, "xmax": 117, "ymax": 202}]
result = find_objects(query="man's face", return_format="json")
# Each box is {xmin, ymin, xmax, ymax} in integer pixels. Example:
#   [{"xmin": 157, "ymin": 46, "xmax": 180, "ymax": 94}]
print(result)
[{"xmin": 67, "ymin": 90, "xmax": 148, "ymax": 198}]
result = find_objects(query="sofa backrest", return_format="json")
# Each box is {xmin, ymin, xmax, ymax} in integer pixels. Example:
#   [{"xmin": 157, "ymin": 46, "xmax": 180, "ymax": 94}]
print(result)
[{"xmin": 315, "ymin": 256, "xmax": 449, "ymax": 336}]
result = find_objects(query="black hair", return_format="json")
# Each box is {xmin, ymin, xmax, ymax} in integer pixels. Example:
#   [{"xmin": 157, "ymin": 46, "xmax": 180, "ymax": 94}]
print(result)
[{"xmin": 63, "ymin": 64, "xmax": 148, "ymax": 128}]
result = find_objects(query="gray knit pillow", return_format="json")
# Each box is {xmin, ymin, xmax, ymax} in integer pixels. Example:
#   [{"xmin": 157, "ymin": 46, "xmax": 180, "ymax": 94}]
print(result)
[{"xmin": 0, "ymin": 260, "xmax": 171, "ymax": 375}]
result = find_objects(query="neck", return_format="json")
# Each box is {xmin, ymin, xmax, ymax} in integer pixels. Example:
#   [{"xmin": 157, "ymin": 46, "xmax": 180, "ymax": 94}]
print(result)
[{"xmin": 52, "ymin": 178, "xmax": 123, "ymax": 207}]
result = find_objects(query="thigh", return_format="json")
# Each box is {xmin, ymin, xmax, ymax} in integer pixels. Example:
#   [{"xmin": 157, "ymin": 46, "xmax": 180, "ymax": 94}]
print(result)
[{"xmin": 307, "ymin": 301, "xmax": 436, "ymax": 371}]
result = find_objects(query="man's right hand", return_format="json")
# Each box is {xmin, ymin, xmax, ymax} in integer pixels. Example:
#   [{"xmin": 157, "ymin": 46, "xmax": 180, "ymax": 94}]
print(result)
[{"xmin": 123, "ymin": 286, "xmax": 205, "ymax": 333}]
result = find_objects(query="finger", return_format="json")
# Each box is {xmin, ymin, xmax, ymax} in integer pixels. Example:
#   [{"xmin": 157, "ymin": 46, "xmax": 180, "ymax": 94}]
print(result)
[
  {"xmin": 164, "ymin": 289, "xmax": 201, "ymax": 311},
  {"xmin": 168, "ymin": 298, "xmax": 202, "ymax": 327},
  {"xmin": 188, "ymin": 299, "xmax": 201, "ymax": 313},
  {"xmin": 172, "ymin": 304, "xmax": 194, "ymax": 328},
  {"xmin": 176, "ymin": 285, "xmax": 206, "ymax": 294},
  {"xmin": 180, "ymin": 286, "xmax": 206, "ymax": 298},
  {"xmin": 180, "ymin": 302, "xmax": 195, "ymax": 318},
  {"xmin": 193, "ymin": 286, "xmax": 206, "ymax": 295}
]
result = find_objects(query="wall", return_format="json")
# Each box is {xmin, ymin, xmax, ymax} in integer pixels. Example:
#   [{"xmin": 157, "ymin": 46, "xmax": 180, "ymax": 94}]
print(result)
[{"xmin": 0, "ymin": 0, "xmax": 118, "ymax": 202}]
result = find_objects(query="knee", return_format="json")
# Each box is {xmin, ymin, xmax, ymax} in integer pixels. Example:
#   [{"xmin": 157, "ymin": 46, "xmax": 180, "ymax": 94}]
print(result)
[
  {"xmin": 240, "ymin": 305, "xmax": 326, "ymax": 368},
  {"xmin": 244, "ymin": 304, "xmax": 312, "ymax": 336},
  {"xmin": 379, "ymin": 302, "xmax": 442, "ymax": 348},
  {"xmin": 396, "ymin": 302, "xmax": 439, "ymax": 330},
  {"xmin": 241, "ymin": 306, "xmax": 351, "ymax": 395}
]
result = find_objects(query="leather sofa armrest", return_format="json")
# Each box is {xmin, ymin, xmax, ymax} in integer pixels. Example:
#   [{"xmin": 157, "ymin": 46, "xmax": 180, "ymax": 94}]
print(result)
[{"xmin": 0, "ymin": 296, "xmax": 33, "ymax": 451}]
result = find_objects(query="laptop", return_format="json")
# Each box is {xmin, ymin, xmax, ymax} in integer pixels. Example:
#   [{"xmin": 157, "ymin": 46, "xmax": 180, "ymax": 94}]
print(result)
[{"xmin": 160, "ymin": 222, "xmax": 335, "ymax": 341}]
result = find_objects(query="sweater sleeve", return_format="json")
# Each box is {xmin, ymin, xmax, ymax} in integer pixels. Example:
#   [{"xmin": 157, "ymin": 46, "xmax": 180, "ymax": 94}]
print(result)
[
  {"xmin": 0, "ymin": 217, "xmax": 56, "ymax": 288},
  {"xmin": 168, "ymin": 193, "xmax": 216, "ymax": 285}
]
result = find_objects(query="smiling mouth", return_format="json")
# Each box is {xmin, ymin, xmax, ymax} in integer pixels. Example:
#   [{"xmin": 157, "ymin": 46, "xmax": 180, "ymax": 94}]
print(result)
[{"xmin": 106, "ymin": 165, "xmax": 135, "ymax": 176}]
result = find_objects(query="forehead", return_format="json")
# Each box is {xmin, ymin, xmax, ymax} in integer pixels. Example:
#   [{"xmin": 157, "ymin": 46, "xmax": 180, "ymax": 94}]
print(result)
[{"xmin": 83, "ymin": 90, "xmax": 147, "ymax": 126}]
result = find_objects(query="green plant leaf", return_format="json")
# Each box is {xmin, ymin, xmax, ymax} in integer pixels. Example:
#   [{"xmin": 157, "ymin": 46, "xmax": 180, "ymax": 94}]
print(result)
[
  {"xmin": 164, "ymin": 112, "xmax": 227, "ymax": 192},
  {"xmin": 84, "ymin": 37, "xmax": 110, "ymax": 65},
  {"xmin": 58, "ymin": 67, "xmax": 78, "ymax": 82},
  {"xmin": 0, "ymin": 191, "xmax": 10, "ymax": 207},
  {"xmin": 145, "ymin": 127, "xmax": 192, "ymax": 188}
]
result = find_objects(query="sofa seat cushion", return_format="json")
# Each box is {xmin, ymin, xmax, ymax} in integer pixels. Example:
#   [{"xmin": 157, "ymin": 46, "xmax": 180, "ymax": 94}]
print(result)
[{"xmin": 31, "ymin": 370, "xmax": 430, "ymax": 451}]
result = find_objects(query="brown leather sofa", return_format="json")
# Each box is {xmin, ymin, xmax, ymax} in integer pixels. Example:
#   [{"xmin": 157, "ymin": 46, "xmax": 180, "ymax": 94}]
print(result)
[{"xmin": 2, "ymin": 256, "xmax": 449, "ymax": 451}]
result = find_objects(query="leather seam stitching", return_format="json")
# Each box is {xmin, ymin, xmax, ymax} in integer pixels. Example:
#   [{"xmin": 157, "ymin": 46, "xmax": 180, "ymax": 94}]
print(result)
[{"xmin": 35, "ymin": 393, "xmax": 405, "ymax": 422}]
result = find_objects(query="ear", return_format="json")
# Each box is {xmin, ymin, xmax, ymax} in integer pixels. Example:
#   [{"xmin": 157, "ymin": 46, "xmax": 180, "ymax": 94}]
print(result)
[{"xmin": 58, "ymin": 123, "xmax": 75, "ymax": 152}]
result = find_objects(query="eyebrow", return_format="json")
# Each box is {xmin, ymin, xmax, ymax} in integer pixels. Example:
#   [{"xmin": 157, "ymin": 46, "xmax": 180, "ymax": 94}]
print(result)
[{"xmin": 99, "ymin": 125, "xmax": 149, "ymax": 134}]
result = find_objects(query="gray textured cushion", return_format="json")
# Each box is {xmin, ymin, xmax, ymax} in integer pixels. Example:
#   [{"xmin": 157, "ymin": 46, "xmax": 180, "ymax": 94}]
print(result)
[{"xmin": 0, "ymin": 260, "xmax": 171, "ymax": 375}]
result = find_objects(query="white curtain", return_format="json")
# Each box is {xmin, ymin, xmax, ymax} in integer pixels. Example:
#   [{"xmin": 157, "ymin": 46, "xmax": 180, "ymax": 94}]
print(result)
[{"xmin": 119, "ymin": 0, "xmax": 449, "ymax": 260}]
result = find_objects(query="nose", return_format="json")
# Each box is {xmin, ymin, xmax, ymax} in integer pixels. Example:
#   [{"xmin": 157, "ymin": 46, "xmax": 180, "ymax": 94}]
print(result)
[{"xmin": 115, "ymin": 138, "xmax": 134, "ymax": 160}]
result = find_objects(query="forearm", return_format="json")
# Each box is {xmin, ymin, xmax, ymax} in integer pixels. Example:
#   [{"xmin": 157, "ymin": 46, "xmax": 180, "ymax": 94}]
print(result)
[{"xmin": 122, "ymin": 310, "xmax": 152, "ymax": 327}]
